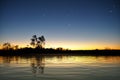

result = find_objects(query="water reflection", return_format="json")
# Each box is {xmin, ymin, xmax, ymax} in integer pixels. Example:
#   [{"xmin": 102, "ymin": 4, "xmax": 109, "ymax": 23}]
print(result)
[
  {"xmin": 0, "ymin": 55, "xmax": 120, "ymax": 74},
  {"xmin": 31, "ymin": 56, "xmax": 45, "ymax": 74},
  {"xmin": 0, "ymin": 55, "xmax": 120, "ymax": 80},
  {"xmin": 0, "ymin": 55, "xmax": 120, "ymax": 65}
]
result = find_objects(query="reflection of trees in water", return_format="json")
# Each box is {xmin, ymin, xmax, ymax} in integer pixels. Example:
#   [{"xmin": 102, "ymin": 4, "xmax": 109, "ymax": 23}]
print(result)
[
  {"xmin": 3, "ymin": 56, "xmax": 20, "ymax": 64},
  {"xmin": 31, "ymin": 56, "xmax": 45, "ymax": 74},
  {"xmin": 3, "ymin": 56, "xmax": 11, "ymax": 63}
]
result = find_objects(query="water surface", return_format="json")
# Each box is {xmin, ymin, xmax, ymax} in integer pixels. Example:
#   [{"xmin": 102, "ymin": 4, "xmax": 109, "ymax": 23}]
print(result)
[{"xmin": 0, "ymin": 55, "xmax": 120, "ymax": 80}]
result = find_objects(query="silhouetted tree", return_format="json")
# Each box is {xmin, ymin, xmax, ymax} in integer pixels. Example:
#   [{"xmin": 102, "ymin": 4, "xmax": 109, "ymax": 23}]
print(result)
[
  {"xmin": 26, "ymin": 45, "xmax": 29, "ymax": 48},
  {"xmin": 30, "ymin": 38, "xmax": 36, "ymax": 47},
  {"xmin": 14, "ymin": 45, "xmax": 19, "ymax": 50},
  {"xmin": 30, "ymin": 35, "xmax": 45, "ymax": 48},
  {"xmin": 56, "ymin": 47, "xmax": 63, "ymax": 51},
  {"xmin": 3, "ymin": 42, "xmax": 11, "ymax": 50},
  {"xmin": 38, "ymin": 35, "xmax": 45, "ymax": 48}
]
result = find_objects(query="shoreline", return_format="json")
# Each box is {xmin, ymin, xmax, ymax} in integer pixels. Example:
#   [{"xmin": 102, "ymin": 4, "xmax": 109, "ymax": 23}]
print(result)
[{"xmin": 0, "ymin": 49, "xmax": 120, "ymax": 56}]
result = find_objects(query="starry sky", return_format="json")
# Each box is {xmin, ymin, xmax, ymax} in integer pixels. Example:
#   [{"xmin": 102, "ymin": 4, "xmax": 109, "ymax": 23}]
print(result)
[{"xmin": 0, "ymin": 0, "xmax": 120, "ymax": 50}]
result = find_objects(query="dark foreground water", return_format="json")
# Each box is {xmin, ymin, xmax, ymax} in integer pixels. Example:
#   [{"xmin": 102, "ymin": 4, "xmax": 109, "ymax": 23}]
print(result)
[{"xmin": 0, "ymin": 55, "xmax": 120, "ymax": 80}]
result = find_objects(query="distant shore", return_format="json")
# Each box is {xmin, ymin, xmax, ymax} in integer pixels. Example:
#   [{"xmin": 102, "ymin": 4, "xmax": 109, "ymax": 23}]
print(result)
[{"xmin": 0, "ymin": 49, "xmax": 120, "ymax": 56}]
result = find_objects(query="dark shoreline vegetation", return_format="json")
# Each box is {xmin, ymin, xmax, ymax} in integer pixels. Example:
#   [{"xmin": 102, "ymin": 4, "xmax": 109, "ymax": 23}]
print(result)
[
  {"xmin": 0, "ymin": 48, "xmax": 120, "ymax": 56},
  {"xmin": 1, "ymin": 35, "xmax": 120, "ymax": 56}
]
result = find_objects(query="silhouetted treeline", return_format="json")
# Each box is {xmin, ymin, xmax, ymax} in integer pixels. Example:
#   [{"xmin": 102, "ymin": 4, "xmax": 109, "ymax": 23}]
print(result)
[
  {"xmin": 1, "ymin": 35, "xmax": 120, "ymax": 56},
  {"xmin": 0, "ymin": 48, "xmax": 120, "ymax": 56}
]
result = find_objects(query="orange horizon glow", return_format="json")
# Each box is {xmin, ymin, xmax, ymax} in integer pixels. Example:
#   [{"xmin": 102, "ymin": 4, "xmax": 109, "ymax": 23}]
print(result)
[{"xmin": 0, "ymin": 41, "xmax": 120, "ymax": 50}]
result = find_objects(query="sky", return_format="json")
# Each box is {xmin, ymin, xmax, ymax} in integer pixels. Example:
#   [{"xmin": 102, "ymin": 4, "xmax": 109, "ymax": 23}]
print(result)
[{"xmin": 0, "ymin": 0, "xmax": 120, "ymax": 50}]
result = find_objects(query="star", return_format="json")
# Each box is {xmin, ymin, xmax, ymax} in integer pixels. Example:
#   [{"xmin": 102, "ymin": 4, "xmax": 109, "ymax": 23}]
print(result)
[{"xmin": 109, "ymin": 10, "xmax": 113, "ymax": 13}]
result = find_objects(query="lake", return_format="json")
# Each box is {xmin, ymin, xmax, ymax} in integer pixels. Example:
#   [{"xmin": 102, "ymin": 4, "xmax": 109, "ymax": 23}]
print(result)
[{"xmin": 0, "ymin": 55, "xmax": 120, "ymax": 80}]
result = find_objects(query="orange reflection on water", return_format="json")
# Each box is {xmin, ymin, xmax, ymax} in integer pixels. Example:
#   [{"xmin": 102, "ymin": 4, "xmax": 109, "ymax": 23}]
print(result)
[
  {"xmin": 44, "ymin": 56, "xmax": 120, "ymax": 63},
  {"xmin": 0, "ymin": 56, "xmax": 120, "ymax": 66}
]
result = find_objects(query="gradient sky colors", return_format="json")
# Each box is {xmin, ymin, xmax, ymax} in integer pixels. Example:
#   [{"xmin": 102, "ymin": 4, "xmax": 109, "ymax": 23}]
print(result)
[{"xmin": 0, "ymin": 0, "xmax": 120, "ymax": 50}]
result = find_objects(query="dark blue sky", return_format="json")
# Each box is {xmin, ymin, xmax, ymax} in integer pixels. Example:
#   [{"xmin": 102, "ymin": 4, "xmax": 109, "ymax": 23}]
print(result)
[{"xmin": 0, "ymin": 0, "xmax": 120, "ymax": 49}]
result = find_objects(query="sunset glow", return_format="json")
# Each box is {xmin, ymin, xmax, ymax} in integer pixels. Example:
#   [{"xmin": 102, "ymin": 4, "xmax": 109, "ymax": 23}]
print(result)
[{"xmin": 0, "ymin": 0, "xmax": 120, "ymax": 50}]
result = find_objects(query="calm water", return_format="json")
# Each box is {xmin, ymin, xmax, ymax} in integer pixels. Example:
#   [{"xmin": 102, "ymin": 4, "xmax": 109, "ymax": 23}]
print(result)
[{"xmin": 0, "ymin": 55, "xmax": 120, "ymax": 80}]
